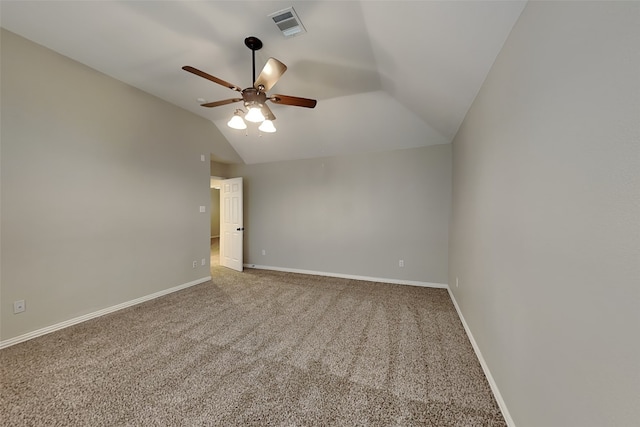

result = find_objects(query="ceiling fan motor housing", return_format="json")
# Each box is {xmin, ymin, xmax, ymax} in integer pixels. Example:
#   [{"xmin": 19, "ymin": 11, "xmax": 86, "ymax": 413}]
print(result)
[{"xmin": 242, "ymin": 87, "xmax": 267, "ymax": 108}]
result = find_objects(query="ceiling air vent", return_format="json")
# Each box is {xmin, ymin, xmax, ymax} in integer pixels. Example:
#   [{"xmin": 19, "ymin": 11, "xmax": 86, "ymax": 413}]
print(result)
[{"xmin": 268, "ymin": 7, "xmax": 306, "ymax": 38}]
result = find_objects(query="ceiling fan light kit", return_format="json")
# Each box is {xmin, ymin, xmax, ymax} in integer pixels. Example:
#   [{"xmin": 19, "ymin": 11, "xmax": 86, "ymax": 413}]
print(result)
[
  {"xmin": 245, "ymin": 106, "xmax": 266, "ymax": 123},
  {"xmin": 227, "ymin": 110, "xmax": 247, "ymax": 130},
  {"xmin": 258, "ymin": 120, "xmax": 276, "ymax": 133},
  {"xmin": 183, "ymin": 36, "xmax": 316, "ymax": 134}
]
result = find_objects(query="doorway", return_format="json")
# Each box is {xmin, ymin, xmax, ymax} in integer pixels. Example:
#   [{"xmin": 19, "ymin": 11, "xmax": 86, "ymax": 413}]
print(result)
[{"xmin": 210, "ymin": 176, "xmax": 244, "ymax": 272}]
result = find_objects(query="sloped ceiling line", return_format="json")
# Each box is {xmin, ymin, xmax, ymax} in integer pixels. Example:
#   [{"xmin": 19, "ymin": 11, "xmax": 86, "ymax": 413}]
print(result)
[{"xmin": 0, "ymin": 0, "xmax": 526, "ymax": 164}]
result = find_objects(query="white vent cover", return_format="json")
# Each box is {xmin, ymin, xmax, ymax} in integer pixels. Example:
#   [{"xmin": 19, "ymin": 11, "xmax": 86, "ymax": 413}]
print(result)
[{"xmin": 268, "ymin": 7, "xmax": 306, "ymax": 38}]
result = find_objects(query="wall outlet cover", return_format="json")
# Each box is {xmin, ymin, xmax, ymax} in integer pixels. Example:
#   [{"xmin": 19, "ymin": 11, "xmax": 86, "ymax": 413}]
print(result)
[{"xmin": 13, "ymin": 300, "xmax": 26, "ymax": 314}]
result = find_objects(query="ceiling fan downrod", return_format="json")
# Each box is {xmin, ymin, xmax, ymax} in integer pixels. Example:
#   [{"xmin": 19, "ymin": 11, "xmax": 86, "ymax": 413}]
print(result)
[{"xmin": 244, "ymin": 36, "xmax": 263, "ymax": 89}]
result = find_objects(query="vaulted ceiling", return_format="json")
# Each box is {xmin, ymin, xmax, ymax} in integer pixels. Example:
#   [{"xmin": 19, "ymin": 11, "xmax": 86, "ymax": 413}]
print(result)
[{"xmin": 1, "ymin": 1, "xmax": 526, "ymax": 164}]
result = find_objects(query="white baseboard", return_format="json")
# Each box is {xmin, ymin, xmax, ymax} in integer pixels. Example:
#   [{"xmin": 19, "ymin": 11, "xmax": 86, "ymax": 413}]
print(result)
[
  {"xmin": 447, "ymin": 288, "xmax": 515, "ymax": 427},
  {"xmin": 244, "ymin": 264, "xmax": 448, "ymax": 289},
  {"xmin": 0, "ymin": 276, "xmax": 211, "ymax": 350}
]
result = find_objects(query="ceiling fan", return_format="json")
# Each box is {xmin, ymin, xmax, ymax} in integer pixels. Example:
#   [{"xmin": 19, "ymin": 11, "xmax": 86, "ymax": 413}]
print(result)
[{"xmin": 182, "ymin": 36, "xmax": 317, "ymax": 132}]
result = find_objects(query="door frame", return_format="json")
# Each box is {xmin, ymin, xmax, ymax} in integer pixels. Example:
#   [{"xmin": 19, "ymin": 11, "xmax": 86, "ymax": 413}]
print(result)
[{"xmin": 219, "ymin": 177, "xmax": 244, "ymax": 272}]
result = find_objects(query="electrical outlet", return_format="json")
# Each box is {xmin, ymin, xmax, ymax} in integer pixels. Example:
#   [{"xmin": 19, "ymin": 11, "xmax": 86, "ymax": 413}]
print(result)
[
  {"xmin": 201, "ymin": 258, "xmax": 206, "ymax": 266},
  {"xmin": 192, "ymin": 261, "xmax": 197, "ymax": 268},
  {"xmin": 13, "ymin": 300, "xmax": 25, "ymax": 314},
  {"xmin": 399, "ymin": 260, "xmax": 404, "ymax": 268},
  {"xmin": 262, "ymin": 249, "xmax": 266, "ymax": 256},
  {"xmin": 456, "ymin": 277, "xmax": 459, "ymax": 288}
]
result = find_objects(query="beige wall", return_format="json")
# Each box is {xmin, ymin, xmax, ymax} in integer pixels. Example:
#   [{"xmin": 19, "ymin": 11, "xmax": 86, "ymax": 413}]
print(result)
[
  {"xmin": 209, "ymin": 162, "xmax": 229, "ymax": 238},
  {"xmin": 210, "ymin": 160, "xmax": 232, "ymax": 178},
  {"xmin": 210, "ymin": 188, "xmax": 220, "ymax": 237},
  {"xmin": 449, "ymin": 2, "xmax": 640, "ymax": 426},
  {"xmin": 228, "ymin": 144, "xmax": 451, "ymax": 284},
  {"xmin": 0, "ymin": 30, "xmax": 241, "ymax": 341}
]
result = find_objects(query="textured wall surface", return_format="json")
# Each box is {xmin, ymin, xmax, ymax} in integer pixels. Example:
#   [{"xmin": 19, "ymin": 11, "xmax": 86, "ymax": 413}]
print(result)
[
  {"xmin": 449, "ymin": 2, "xmax": 640, "ymax": 425},
  {"xmin": 1, "ymin": 30, "xmax": 239, "ymax": 341},
  {"xmin": 229, "ymin": 144, "xmax": 451, "ymax": 285}
]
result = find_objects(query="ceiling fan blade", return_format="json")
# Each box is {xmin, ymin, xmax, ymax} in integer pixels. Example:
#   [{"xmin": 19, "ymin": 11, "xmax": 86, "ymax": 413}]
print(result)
[
  {"xmin": 270, "ymin": 94, "xmax": 317, "ymax": 109},
  {"xmin": 182, "ymin": 66, "xmax": 242, "ymax": 92},
  {"xmin": 254, "ymin": 58, "xmax": 287, "ymax": 92},
  {"xmin": 200, "ymin": 98, "xmax": 242, "ymax": 108},
  {"xmin": 261, "ymin": 104, "xmax": 276, "ymax": 121}
]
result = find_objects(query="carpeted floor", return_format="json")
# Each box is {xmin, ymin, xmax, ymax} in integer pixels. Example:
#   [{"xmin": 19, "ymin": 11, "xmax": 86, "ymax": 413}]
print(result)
[
  {"xmin": 211, "ymin": 236, "xmax": 220, "ymax": 268},
  {"xmin": 0, "ymin": 245, "xmax": 505, "ymax": 426}
]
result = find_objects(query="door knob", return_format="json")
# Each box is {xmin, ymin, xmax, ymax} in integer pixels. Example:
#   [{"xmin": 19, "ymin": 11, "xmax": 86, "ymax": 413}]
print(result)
[{"xmin": 236, "ymin": 227, "xmax": 245, "ymax": 231}]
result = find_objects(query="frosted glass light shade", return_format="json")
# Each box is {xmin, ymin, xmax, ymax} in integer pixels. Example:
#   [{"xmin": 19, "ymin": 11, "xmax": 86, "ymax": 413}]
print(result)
[
  {"xmin": 227, "ymin": 114, "xmax": 247, "ymax": 129},
  {"xmin": 258, "ymin": 120, "xmax": 276, "ymax": 133},
  {"xmin": 245, "ymin": 107, "xmax": 265, "ymax": 123}
]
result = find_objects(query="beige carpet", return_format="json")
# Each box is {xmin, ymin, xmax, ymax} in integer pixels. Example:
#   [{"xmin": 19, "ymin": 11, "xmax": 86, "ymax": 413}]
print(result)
[{"xmin": 1, "ymin": 261, "xmax": 505, "ymax": 426}]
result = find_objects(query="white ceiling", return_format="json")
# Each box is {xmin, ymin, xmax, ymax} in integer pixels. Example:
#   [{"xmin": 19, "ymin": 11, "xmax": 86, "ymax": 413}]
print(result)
[{"xmin": 1, "ymin": 1, "xmax": 526, "ymax": 165}]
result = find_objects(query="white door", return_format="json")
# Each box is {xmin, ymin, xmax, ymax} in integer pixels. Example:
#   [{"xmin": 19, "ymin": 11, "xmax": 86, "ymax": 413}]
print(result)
[{"xmin": 220, "ymin": 177, "xmax": 243, "ymax": 271}]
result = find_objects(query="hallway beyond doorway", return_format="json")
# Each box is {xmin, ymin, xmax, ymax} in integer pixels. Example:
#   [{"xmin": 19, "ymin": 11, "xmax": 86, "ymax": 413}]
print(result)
[{"xmin": 210, "ymin": 237, "xmax": 219, "ymax": 272}]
